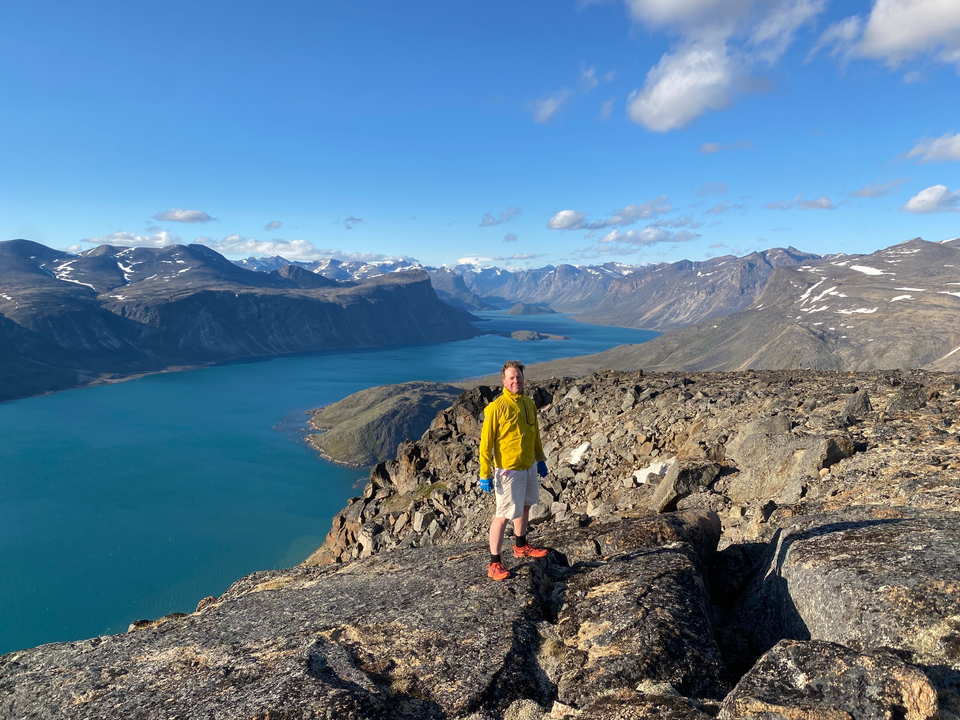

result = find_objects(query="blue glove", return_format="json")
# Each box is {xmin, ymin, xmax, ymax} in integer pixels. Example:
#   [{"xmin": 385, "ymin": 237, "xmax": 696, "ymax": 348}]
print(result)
[
  {"xmin": 537, "ymin": 461, "xmax": 548, "ymax": 478},
  {"xmin": 479, "ymin": 477, "xmax": 493, "ymax": 493}
]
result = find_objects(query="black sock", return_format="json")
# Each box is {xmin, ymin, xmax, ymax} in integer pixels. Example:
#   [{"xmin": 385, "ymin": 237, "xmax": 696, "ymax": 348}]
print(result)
[
  {"xmin": 490, "ymin": 553, "xmax": 501, "ymax": 564},
  {"xmin": 515, "ymin": 535, "xmax": 527, "ymax": 548}
]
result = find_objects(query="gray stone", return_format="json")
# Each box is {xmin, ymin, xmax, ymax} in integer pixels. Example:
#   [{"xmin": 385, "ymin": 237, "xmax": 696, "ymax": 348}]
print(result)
[
  {"xmin": 719, "ymin": 639, "xmax": 938, "ymax": 720},
  {"xmin": 413, "ymin": 510, "xmax": 436, "ymax": 533},
  {"xmin": 650, "ymin": 460, "xmax": 722, "ymax": 513},
  {"xmin": 842, "ymin": 389, "xmax": 873, "ymax": 417},
  {"xmin": 726, "ymin": 434, "xmax": 853, "ymax": 504}
]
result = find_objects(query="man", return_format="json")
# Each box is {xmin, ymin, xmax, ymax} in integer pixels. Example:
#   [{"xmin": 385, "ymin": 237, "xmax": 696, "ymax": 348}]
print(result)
[{"xmin": 478, "ymin": 360, "xmax": 549, "ymax": 581}]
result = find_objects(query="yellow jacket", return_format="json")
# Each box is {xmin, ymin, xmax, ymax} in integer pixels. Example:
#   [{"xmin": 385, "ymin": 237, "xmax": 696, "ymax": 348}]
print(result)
[{"xmin": 479, "ymin": 388, "xmax": 546, "ymax": 479}]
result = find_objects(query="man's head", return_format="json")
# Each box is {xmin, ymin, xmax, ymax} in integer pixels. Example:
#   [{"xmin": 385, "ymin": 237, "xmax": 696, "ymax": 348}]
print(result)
[{"xmin": 502, "ymin": 360, "xmax": 525, "ymax": 394}]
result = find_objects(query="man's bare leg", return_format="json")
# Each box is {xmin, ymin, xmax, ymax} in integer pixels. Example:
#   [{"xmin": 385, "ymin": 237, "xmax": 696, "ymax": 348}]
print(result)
[
  {"xmin": 512, "ymin": 505, "xmax": 531, "ymax": 539},
  {"xmin": 489, "ymin": 517, "xmax": 508, "ymax": 556}
]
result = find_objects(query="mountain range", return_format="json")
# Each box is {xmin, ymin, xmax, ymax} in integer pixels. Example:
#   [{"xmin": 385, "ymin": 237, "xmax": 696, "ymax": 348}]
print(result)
[{"xmin": 0, "ymin": 240, "xmax": 478, "ymax": 402}]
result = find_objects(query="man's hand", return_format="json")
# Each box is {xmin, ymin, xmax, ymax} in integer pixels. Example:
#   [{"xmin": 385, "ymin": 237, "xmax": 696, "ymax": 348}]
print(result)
[
  {"xmin": 479, "ymin": 477, "xmax": 493, "ymax": 493},
  {"xmin": 537, "ymin": 461, "xmax": 548, "ymax": 478}
]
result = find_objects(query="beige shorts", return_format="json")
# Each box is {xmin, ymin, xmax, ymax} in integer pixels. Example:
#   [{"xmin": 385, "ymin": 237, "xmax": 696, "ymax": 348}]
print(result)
[{"xmin": 494, "ymin": 465, "xmax": 540, "ymax": 520}]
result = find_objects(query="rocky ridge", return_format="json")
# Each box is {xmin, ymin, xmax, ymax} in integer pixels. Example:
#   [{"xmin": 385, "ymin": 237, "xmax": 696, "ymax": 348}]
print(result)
[
  {"xmin": 0, "ymin": 240, "xmax": 479, "ymax": 401},
  {"xmin": 569, "ymin": 238, "xmax": 960, "ymax": 374},
  {"xmin": 305, "ymin": 368, "xmax": 960, "ymax": 716},
  {"xmin": 3, "ymin": 369, "xmax": 960, "ymax": 718}
]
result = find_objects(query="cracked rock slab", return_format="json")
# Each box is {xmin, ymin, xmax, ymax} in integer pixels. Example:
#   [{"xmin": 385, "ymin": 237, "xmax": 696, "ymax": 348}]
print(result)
[{"xmin": 719, "ymin": 639, "xmax": 938, "ymax": 720}]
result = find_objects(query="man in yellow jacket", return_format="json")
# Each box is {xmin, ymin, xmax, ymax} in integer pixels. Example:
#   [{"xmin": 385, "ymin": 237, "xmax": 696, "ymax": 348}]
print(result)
[{"xmin": 479, "ymin": 360, "xmax": 549, "ymax": 581}]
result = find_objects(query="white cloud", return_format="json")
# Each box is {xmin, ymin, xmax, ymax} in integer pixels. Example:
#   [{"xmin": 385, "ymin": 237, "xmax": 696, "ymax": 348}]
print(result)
[
  {"xmin": 83, "ymin": 230, "xmax": 183, "ymax": 247},
  {"xmin": 548, "ymin": 210, "xmax": 588, "ymax": 230},
  {"xmin": 208, "ymin": 235, "xmax": 417, "ymax": 263},
  {"xmin": 628, "ymin": 43, "xmax": 736, "ymax": 132},
  {"xmin": 799, "ymin": 196, "xmax": 836, "ymax": 210},
  {"xmin": 850, "ymin": 178, "xmax": 909, "ymax": 197},
  {"xmin": 264, "ymin": 220, "xmax": 283, "ymax": 231},
  {"xmin": 153, "ymin": 208, "xmax": 217, "ymax": 223},
  {"xmin": 811, "ymin": 0, "xmax": 960, "ymax": 70},
  {"xmin": 860, "ymin": 0, "xmax": 960, "ymax": 68},
  {"xmin": 503, "ymin": 232, "xmax": 519, "ymax": 242},
  {"xmin": 458, "ymin": 256, "xmax": 496, "ymax": 266},
  {"xmin": 547, "ymin": 196, "xmax": 672, "ymax": 231},
  {"xmin": 510, "ymin": 253, "xmax": 546, "ymax": 260},
  {"xmin": 907, "ymin": 133, "xmax": 960, "ymax": 162},
  {"xmin": 903, "ymin": 70, "xmax": 923, "ymax": 83},
  {"xmin": 616, "ymin": 0, "xmax": 827, "ymax": 131},
  {"xmin": 479, "ymin": 206, "xmax": 522, "ymax": 227},
  {"xmin": 600, "ymin": 97, "xmax": 615, "ymax": 119},
  {"xmin": 598, "ymin": 227, "xmax": 700, "ymax": 246},
  {"xmin": 901, "ymin": 184, "xmax": 960, "ymax": 213}
]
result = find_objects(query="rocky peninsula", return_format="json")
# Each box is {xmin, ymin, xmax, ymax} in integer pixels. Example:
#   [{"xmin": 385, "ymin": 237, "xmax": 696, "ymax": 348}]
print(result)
[{"xmin": 3, "ymin": 369, "xmax": 959, "ymax": 718}]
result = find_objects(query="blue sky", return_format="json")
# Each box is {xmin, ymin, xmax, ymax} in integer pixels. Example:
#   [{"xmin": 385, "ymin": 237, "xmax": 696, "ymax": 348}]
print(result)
[{"xmin": 1, "ymin": 0, "xmax": 958, "ymax": 269}]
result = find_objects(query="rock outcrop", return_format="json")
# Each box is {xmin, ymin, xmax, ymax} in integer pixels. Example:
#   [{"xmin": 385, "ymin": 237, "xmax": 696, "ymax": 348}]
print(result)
[
  {"xmin": 307, "ymin": 381, "xmax": 466, "ymax": 466},
  {"xmin": 4, "ymin": 368, "xmax": 960, "ymax": 718}
]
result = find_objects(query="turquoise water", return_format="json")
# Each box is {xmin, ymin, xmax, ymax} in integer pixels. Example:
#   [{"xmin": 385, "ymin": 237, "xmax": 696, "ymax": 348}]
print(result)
[{"xmin": 0, "ymin": 312, "xmax": 656, "ymax": 654}]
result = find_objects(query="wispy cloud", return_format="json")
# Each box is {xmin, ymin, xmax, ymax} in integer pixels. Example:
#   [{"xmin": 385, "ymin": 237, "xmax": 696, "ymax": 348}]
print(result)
[
  {"xmin": 907, "ymin": 133, "xmax": 960, "ymax": 163},
  {"xmin": 600, "ymin": 97, "xmax": 615, "ymax": 119},
  {"xmin": 83, "ymin": 230, "xmax": 183, "ymax": 247},
  {"xmin": 547, "ymin": 196, "xmax": 672, "ymax": 231},
  {"xmin": 697, "ymin": 181, "xmax": 728, "ymax": 196},
  {"xmin": 799, "ymin": 196, "xmax": 836, "ymax": 210},
  {"xmin": 479, "ymin": 206, "xmax": 522, "ymax": 227},
  {"xmin": 334, "ymin": 216, "xmax": 364, "ymax": 230},
  {"xmin": 901, "ymin": 184, "xmax": 960, "ymax": 213},
  {"xmin": 598, "ymin": 227, "xmax": 700, "ymax": 247},
  {"xmin": 850, "ymin": 178, "xmax": 909, "ymax": 197},
  {"xmin": 264, "ymin": 220, "xmax": 283, "ymax": 231},
  {"xmin": 705, "ymin": 201, "xmax": 746, "ymax": 215},
  {"xmin": 649, "ymin": 215, "xmax": 703, "ymax": 228},
  {"xmin": 526, "ymin": 63, "xmax": 614, "ymax": 123},
  {"xmin": 509, "ymin": 253, "xmax": 546, "ymax": 260},
  {"xmin": 764, "ymin": 194, "xmax": 803, "ymax": 210},
  {"xmin": 153, "ymin": 208, "xmax": 217, "ymax": 224},
  {"xmin": 763, "ymin": 193, "xmax": 835, "ymax": 210},
  {"xmin": 700, "ymin": 140, "xmax": 753, "ymax": 154},
  {"xmin": 503, "ymin": 232, "xmax": 519, "ymax": 242}
]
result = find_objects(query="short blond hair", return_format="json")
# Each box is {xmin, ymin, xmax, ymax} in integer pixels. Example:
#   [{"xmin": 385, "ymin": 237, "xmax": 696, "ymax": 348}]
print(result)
[{"xmin": 501, "ymin": 360, "xmax": 525, "ymax": 376}]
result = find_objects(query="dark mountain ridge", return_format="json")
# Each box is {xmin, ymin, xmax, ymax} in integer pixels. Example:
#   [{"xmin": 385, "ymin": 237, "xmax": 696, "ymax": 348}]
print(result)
[{"xmin": 0, "ymin": 240, "xmax": 478, "ymax": 401}]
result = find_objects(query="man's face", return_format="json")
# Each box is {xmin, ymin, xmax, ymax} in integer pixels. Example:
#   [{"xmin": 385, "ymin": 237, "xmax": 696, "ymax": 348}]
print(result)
[{"xmin": 503, "ymin": 367, "xmax": 524, "ymax": 394}]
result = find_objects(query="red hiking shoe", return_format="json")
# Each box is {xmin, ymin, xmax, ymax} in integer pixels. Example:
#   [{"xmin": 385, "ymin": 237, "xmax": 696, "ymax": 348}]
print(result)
[
  {"xmin": 513, "ymin": 544, "xmax": 548, "ymax": 559},
  {"xmin": 488, "ymin": 561, "xmax": 510, "ymax": 581}
]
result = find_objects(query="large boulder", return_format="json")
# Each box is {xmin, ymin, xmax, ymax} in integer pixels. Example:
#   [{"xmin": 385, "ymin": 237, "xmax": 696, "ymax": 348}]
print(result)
[
  {"xmin": 723, "ymin": 508, "xmax": 960, "ymax": 707},
  {"xmin": 720, "ymin": 639, "xmax": 938, "ymax": 720},
  {"xmin": 726, "ymin": 433, "xmax": 854, "ymax": 504},
  {"xmin": 649, "ymin": 461, "xmax": 722, "ymax": 513}
]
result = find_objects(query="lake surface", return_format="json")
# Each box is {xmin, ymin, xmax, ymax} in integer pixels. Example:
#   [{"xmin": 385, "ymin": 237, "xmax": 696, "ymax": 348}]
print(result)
[{"xmin": 0, "ymin": 312, "xmax": 657, "ymax": 654}]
